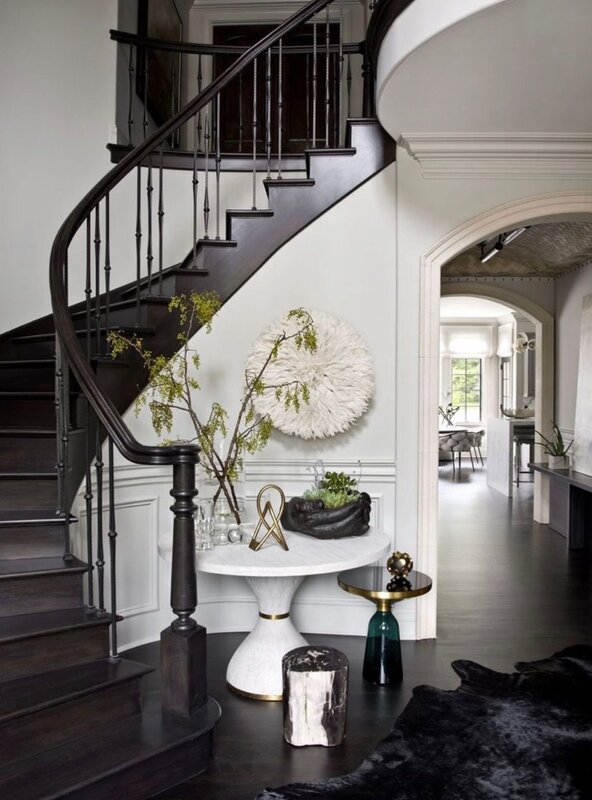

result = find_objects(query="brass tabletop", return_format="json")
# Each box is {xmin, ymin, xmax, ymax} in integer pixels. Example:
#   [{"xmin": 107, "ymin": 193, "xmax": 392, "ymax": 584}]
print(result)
[{"xmin": 337, "ymin": 567, "xmax": 432, "ymax": 603}]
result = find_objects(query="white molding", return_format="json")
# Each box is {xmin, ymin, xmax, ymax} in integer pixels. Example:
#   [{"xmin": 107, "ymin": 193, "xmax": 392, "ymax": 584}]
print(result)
[
  {"xmin": 415, "ymin": 190, "xmax": 592, "ymax": 640},
  {"xmin": 398, "ymin": 133, "xmax": 592, "ymax": 180}
]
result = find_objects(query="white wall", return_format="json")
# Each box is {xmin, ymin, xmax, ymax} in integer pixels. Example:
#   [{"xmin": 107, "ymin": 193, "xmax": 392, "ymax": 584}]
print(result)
[
  {"xmin": 73, "ymin": 164, "xmax": 398, "ymax": 650},
  {"xmin": 555, "ymin": 260, "xmax": 592, "ymax": 435},
  {"xmin": 0, "ymin": 0, "xmax": 118, "ymax": 332}
]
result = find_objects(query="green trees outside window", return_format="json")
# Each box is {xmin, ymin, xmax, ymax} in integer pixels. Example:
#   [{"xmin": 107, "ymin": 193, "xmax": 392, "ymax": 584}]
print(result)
[{"xmin": 451, "ymin": 358, "xmax": 482, "ymax": 423}]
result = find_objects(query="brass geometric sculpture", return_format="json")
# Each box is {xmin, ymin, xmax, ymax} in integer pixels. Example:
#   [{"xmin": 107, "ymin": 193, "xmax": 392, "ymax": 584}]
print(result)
[
  {"xmin": 248, "ymin": 484, "xmax": 289, "ymax": 551},
  {"xmin": 386, "ymin": 551, "xmax": 413, "ymax": 579}
]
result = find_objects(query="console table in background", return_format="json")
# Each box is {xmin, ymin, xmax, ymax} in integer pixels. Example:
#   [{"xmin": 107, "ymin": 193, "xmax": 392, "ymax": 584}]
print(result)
[{"xmin": 530, "ymin": 463, "xmax": 592, "ymax": 549}]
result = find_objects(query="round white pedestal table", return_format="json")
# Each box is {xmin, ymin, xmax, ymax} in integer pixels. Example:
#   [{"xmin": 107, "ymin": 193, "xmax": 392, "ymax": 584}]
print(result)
[{"xmin": 161, "ymin": 528, "xmax": 389, "ymax": 701}]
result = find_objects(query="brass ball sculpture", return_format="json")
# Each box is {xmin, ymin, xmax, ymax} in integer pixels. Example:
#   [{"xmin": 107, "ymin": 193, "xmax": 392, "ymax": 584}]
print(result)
[{"xmin": 386, "ymin": 551, "xmax": 413, "ymax": 580}]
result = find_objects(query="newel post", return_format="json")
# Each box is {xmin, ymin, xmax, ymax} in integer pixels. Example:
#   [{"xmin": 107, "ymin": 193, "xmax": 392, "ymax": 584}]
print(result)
[{"xmin": 161, "ymin": 452, "xmax": 207, "ymax": 717}]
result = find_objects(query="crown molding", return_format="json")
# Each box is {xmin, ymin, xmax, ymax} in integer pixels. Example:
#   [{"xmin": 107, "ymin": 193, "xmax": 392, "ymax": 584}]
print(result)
[{"xmin": 398, "ymin": 132, "xmax": 592, "ymax": 179}]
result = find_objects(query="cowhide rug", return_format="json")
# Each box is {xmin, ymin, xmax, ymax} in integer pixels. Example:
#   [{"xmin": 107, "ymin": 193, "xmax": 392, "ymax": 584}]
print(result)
[{"xmin": 255, "ymin": 646, "xmax": 592, "ymax": 800}]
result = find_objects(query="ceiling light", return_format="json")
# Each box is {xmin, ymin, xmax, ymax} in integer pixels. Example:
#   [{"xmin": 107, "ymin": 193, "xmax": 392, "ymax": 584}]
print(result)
[
  {"xmin": 503, "ymin": 226, "xmax": 528, "ymax": 245},
  {"xmin": 480, "ymin": 238, "xmax": 503, "ymax": 263},
  {"xmin": 479, "ymin": 226, "xmax": 530, "ymax": 264}
]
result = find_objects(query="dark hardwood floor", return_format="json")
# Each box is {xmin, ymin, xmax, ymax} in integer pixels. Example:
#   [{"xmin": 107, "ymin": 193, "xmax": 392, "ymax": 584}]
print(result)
[{"xmin": 130, "ymin": 462, "xmax": 592, "ymax": 800}]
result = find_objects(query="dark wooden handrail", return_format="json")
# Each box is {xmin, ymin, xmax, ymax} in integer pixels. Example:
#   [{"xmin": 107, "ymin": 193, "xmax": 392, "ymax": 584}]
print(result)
[
  {"xmin": 49, "ymin": 0, "xmax": 337, "ymax": 468},
  {"xmin": 110, "ymin": 29, "xmax": 364, "ymax": 57},
  {"xmin": 365, "ymin": 0, "xmax": 416, "ymax": 67}
]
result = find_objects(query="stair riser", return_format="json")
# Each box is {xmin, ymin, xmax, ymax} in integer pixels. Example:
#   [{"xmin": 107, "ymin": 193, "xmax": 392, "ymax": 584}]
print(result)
[
  {"xmin": 0, "ymin": 526, "xmax": 65, "ymax": 559},
  {"xmin": 71, "ymin": 301, "xmax": 169, "ymax": 330},
  {"xmin": 0, "ymin": 367, "xmax": 55, "ymax": 392},
  {"xmin": 60, "ymin": 733, "xmax": 213, "ymax": 800},
  {"xmin": 0, "ymin": 625, "xmax": 110, "ymax": 681},
  {"xmin": 0, "ymin": 397, "xmax": 56, "ymax": 429},
  {"xmin": 0, "ymin": 572, "xmax": 85, "ymax": 617},
  {"xmin": 13, "ymin": 337, "xmax": 108, "ymax": 359},
  {"xmin": 0, "ymin": 479, "xmax": 58, "ymax": 511},
  {"xmin": 0, "ymin": 679, "xmax": 143, "ymax": 766},
  {"xmin": 0, "ymin": 436, "xmax": 56, "ymax": 472}
]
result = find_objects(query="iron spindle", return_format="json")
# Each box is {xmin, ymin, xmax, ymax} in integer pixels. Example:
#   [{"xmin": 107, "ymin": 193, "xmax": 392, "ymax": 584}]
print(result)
[
  {"xmin": 252, "ymin": 57, "xmax": 258, "ymax": 209},
  {"xmin": 158, "ymin": 147, "xmax": 164, "ymax": 293},
  {"xmin": 339, "ymin": 0, "xmax": 344, "ymax": 146},
  {"xmin": 346, "ymin": 54, "xmax": 352, "ymax": 119},
  {"xmin": 277, "ymin": 40, "xmax": 283, "ymax": 179},
  {"xmin": 94, "ymin": 206, "xmax": 101, "ymax": 354},
  {"xmin": 135, "ymin": 167, "xmax": 142, "ymax": 322},
  {"xmin": 84, "ymin": 405, "xmax": 95, "ymax": 611},
  {"xmin": 55, "ymin": 340, "xmax": 72, "ymax": 561},
  {"xmin": 325, "ymin": 8, "xmax": 330, "ymax": 147},
  {"xmin": 85, "ymin": 217, "xmax": 92, "ymax": 360},
  {"xmin": 127, "ymin": 45, "xmax": 134, "ymax": 146},
  {"xmin": 95, "ymin": 429, "xmax": 105, "ymax": 614},
  {"xmin": 333, "ymin": 51, "xmax": 338, "ymax": 146},
  {"xmin": 312, "ymin": 21, "xmax": 317, "ymax": 147},
  {"xmin": 239, "ymin": 72, "xmax": 244, "ymax": 152},
  {"xmin": 146, "ymin": 156, "xmax": 154, "ymax": 293},
  {"xmin": 192, "ymin": 112, "xmax": 199, "ymax": 266},
  {"xmin": 108, "ymin": 438, "xmax": 119, "ymax": 660},
  {"xmin": 197, "ymin": 55, "xmax": 203, "ymax": 150},
  {"xmin": 306, "ymin": 53, "xmax": 310, "ymax": 147},
  {"xmin": 266, "ymin": 49, "xmax": 272, "ymax": 178},
  {"xmin": 104, "ymin": 194, "xmax": 111, "ymax": 336},
  {"xmin": 215, "ymin": 94, "xmax": 221, "ymax": 238},
  {"xmin": 142, "ymin": 49, "xmax": 149, "ymax": 141},
  {"xmin": 203, "ymin": 110, "xmax": 210, "ymax": 238}
]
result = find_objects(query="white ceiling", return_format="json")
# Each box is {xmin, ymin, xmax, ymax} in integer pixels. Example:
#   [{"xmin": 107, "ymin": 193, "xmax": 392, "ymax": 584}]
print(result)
[
  {"xmin": 440, "ymin": 296, "xmax": 513, "ymax": 319},
  {"xmin": 377, "ymin": 0, "xmax": 592, "ymax": 137}
]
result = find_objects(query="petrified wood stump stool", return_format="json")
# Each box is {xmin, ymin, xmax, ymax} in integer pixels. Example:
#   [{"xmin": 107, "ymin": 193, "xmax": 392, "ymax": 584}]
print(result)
[{"xmin": 282, "ymin": 646, "xmax": 349, "ymax": 747}]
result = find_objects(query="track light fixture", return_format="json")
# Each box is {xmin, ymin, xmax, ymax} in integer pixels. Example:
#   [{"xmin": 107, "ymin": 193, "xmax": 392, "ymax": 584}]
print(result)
[{"xmin": 479, "ymin": 226, "xmax": 530, "ymax": 264}]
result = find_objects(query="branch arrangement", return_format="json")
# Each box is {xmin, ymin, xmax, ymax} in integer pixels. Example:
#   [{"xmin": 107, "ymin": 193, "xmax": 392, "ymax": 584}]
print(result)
[{"xmin": 108, "ymin": 292, "xmax": 317, "ymax": 523}]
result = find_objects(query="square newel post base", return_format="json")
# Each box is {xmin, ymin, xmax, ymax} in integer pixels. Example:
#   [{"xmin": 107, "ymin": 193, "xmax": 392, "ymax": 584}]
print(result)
[
  {"xmin": 362, "ymin": 602, "xmax": 402, "ymax": 685},
  {"xmin": 161, "ymin": 624, "xmax": 208, "ymax": 717}
]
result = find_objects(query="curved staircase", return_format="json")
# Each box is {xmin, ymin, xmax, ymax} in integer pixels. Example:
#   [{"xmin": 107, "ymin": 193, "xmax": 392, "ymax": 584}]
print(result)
[{"xmin": 0, "ymin": 1, "xmax": 397, "ymax": 797}]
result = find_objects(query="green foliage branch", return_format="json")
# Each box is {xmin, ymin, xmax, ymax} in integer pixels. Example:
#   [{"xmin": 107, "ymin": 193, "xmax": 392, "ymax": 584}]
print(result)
[
  {"xmin": 535, "ymin": 421, "xmax": 573, "ymax": 457},
  {"xmin": 108, "ymin": 293, "xmax": 317, "ymax": 523}
]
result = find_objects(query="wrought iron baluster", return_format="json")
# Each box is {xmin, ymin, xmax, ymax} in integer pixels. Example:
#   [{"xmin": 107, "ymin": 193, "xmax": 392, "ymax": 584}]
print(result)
[
  {"xmin": 158, "ymin": 147, "xmax": 164, "ymax": 293},
  {"xmin": 95, "ymin": 429, "xmax": 105, "ymax": 615},
  {"xmin": 252, "ymin": 58, "xmax": 258, "ymax": 209},
  {"xmin": 135, "ymin": 167, "xmax": 142, "ymax": 322},
  {"xmin": 191, "ymin": 112, "xmax": 199, "ymax": 267},
  {"xmin": 238, "ymin": 72, "xmax": 244, "ymax": 153},
  {"xmin": 266, "ymin": 49, "xmax": 272, "ymax": 178},
  {"xmin": 196, "ymin": 55, "xmax": 203, "ymax": 150},
  {"xmin": 104, "ymin": 194, "xmax": 111, "ymax": 341},
  {"xmin": 215, "ymin": 94, "xmax": 221, "ymax": 239},
  {"xmin": 142, "ymin": 48, "xmax": 149, "ymax": 141},
  {"xmin": 277, "ymin": 40, "xmax": 283, "ymax": 179},
  {"xmin": 84, "ymin": 405, "xmax": 95, "ymax": 611},
  {"xmin": 85, "ymin": 217, "xmax": 92, "ymax": 360},
  {"xmin": 94, "ymin": 206, "xmax": 101, "ymax": 353},
  {"xmin": 128, "ymin": 45, "xmax": 135, "ymax": 146},
  {"xmin": 347, "ymin": 54, "xmax": 352, "ymax": 120},
  {"xmin": 55, "ymin": 339, "xmax": 72, "ymax": 562},
  {"xmin": 325, "ymin": 7, "xmax": 330, "ymax": 148},
  {"xmin": 312, "ymin": 21, "xmax": 317, "ymax": 147},
  {"xmin": 333, "ymin": 51, "xmax": 338, "ymax": 147},
  {"xmin": 339, "ymin": 0, "xmax": 344, "ymax": 146},
  {"xmin": 146, "ymin": 156, "xmax": 154, "ymax": 294},
  {"xmin": 108, "ymin": 438, "xmax": 119, "ymax": 660},
  {"xmin": 203, "ymin": 110, "xmax": 210, "ymax": 239},
  {"xmin": 306, "ymin": 53, "xmax": 310, "ymax": 148}
]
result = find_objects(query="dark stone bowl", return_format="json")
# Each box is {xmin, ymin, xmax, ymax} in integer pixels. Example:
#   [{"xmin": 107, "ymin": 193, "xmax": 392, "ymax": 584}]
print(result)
[{"xmin": 281, "ymin": 492, "xmax": 371, "ymax": 539}]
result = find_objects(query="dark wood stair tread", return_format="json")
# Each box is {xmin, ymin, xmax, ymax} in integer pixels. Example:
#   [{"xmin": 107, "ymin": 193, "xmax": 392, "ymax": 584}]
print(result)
[
  {"xmin": 0, "ymin": 556, "xmax": 87, "ymax": 579},
  {"xmin": 0, "ymin": 429, "xmax": 56, "ymax": 437},
  {"xmin": 13, "ymin": 325, "xmax": 155, "ymax": 344},
  {"xmin": 305, "ymin": 146, "xmax": 356, "ymax": 156},
  {"xmin": 263, "ymin": 177, "xmax": 315, "ymax": 187},
  {"xmin": 0, "ymin": 359, "xmax": 54, "ymax": 368},
  {"xmin": 197, "ymin": 238, "xmax": 237, "ymax": 248},
  {"xmin": 226, "ymin": 208, "xmax": 275, "ymax": 217},
  {"xmin": 0, "ymin": 391, "xmax": 54, "ymax": 397},
  {"xmin": 0, "ymin": 692, "xmax": 220, "ymax": 799},
  {"xmin": 0, "ymin": 607, "xmax": 113, "ymax": 643},
  {"xmin": 0, "ymin": 510, "xmax": 72, "ymax": 526},
  {"xmin": 0, "ymin": 658, "xmax": 152, "ymax": 722}
]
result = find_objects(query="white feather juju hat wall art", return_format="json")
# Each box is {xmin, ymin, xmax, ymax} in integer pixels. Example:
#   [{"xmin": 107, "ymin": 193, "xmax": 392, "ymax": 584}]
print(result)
[{"xmin": 246, "ymin": 310, "xmax": 375, "ymax": 439}]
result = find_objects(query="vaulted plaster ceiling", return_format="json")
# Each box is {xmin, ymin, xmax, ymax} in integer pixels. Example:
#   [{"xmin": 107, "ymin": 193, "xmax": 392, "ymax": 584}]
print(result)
[
  {"xmin": 443, "ymin": 221, "xmax": 592, "ymax": 278},
  {"xmin": 440, "ymin": 296, "xmax": 512, "ymax": 319}
]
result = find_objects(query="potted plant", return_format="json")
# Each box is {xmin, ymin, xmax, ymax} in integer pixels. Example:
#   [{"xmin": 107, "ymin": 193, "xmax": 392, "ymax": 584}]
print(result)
[
  {"xmin": 108, "ymin": 292, "xmax": 317, "ymax": 525},
  {"xmin": 535, "ymin": 422, "xmax": 573, "ymax": 469},
  {"xmin": 281, "ymin": 467, "xmax": 371, "ymax": 539}
]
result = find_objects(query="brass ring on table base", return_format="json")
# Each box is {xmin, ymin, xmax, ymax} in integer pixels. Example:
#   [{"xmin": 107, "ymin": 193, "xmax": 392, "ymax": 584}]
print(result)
[
  {"xmin": 226, "ymin": 681, "xmax": 283, "ymax": 702},
  {"xmin": 258, "ymin": 611, "xmax": 290, "ymax": 620}
]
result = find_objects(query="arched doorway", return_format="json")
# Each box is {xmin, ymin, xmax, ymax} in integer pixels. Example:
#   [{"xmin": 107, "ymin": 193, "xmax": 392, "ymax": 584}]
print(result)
[{"xmin": 416, "ymin": 190, "xmax": 592, "ymax": 640}]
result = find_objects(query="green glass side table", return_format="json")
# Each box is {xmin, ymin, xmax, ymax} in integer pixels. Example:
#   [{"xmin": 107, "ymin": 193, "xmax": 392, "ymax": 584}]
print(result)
[{"xmin": 337, "ymin": 567, "xmax": 432, "ymax": 685}]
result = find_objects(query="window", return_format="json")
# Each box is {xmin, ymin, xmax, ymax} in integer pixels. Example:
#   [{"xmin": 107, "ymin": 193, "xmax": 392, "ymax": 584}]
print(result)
[
  {"xmin": 500, "ymin": 357, "xmax": 512, "ymax": 410},
  {"xmin": 451, "ymin": 358, "xmax": 482, "ymax": 422}
]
